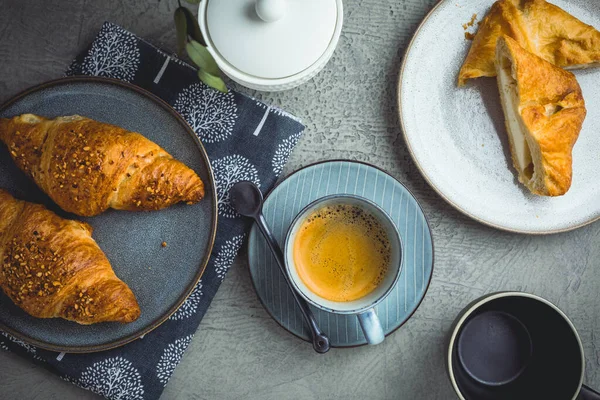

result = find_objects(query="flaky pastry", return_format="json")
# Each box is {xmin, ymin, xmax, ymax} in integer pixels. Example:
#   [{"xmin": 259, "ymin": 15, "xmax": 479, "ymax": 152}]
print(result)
[
  {"xmin": 459, "ymin": 0, "xmax": 600, "ymax": 85},
  {"xmin": 495, "ymin": 36, "xmax": 586, "ymax": 196}
]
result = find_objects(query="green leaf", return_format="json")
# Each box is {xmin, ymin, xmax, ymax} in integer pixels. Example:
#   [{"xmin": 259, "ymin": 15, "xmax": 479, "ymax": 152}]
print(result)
[
  {"xmin": 174, "ymin": 7, "xmax": 188, "ymax": 56},
  {"xmin": 183, "ymin": 0, "xmax": 201, "ymax": 4},
  {"xmin": 198, "ymin": 69, "xmax": 227, "ymax": 93},
  {"xmin": 186, "ymin": 40, "xmax": 220, "ymax": 76},
  {"xmin": 181, "ymin": 6, "xmax": 206, "ymax": 46}
]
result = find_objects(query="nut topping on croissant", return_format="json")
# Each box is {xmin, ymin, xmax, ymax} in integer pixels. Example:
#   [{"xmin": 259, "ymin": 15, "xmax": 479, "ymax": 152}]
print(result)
[
  {"xmin": 0, "ymin": 189, "xmax": 140, "ymax": 324},
  {"xmin": 0, "ymin": 114, "xmax": 205, "ymax": 216}
]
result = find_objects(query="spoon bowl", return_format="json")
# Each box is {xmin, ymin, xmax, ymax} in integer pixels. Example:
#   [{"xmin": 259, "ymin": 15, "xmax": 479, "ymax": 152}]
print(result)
[{"xmin": 229, "ymin": 180, "xmax": 264, "ymax": 218}]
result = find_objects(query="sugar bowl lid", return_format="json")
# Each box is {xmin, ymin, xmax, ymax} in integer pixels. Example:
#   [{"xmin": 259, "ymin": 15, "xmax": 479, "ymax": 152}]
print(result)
[{"xmin": 199, "ymin": 0, "xmax": 343, "ymax": 86}]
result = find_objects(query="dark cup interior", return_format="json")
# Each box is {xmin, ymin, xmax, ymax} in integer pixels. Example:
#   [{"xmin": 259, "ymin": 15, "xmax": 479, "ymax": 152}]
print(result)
[
  {"xmin": 451, "ymin": 296, "xmax": 583, "ymax": 399},
  {"xmin": 458, "ymin": 310, "xmax": 533, "ymax": 387}
]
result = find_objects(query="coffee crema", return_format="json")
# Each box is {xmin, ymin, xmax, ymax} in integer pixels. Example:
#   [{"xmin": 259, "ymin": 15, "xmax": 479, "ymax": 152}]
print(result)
[{"xmin": 292, "ymin": 204, "xmax": 391, "ymax": 302}]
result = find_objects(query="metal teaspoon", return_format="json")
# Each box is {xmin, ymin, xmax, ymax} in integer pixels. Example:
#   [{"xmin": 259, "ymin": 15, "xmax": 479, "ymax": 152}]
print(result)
[{"xmin": 229, "ymin": 181, "xmax": 330, "ymax": 354}]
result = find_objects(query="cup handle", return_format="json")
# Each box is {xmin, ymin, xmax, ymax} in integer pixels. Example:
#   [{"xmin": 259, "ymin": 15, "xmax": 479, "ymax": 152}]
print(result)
[
  {"xmin": 357, "ymin": 308, "xmax": 385, "ymax": 345},
  {"xmin": 579, "ymin": 385, "xmax": 600, "ymax": 400}
]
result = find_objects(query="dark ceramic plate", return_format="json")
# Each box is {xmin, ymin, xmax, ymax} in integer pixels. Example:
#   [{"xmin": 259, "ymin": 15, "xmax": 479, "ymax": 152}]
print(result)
[{"xmin": 0, "ymin": 77, "xmax": 217, "ymax": 352}]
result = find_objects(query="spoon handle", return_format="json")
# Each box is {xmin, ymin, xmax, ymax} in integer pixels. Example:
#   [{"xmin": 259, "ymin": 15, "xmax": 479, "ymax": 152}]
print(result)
[{"xmin": 256, "ymin": 213, "xmax": 330, "ymax": 354}]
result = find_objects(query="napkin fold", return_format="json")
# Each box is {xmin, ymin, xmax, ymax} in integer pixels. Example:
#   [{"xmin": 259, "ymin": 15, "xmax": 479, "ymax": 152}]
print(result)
[{"xmin": 0, "ymin": 22, "xmax": 304, "ymax": 400}]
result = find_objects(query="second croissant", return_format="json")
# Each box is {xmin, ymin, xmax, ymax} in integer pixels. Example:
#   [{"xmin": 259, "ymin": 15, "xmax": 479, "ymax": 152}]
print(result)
[
  {"xmin": 0, "ymin": 114, "xmax": 205, "ymax": 217},
  {"xmin": 0, "ymin": 189, "xmax": 140, "ymax": 324}
]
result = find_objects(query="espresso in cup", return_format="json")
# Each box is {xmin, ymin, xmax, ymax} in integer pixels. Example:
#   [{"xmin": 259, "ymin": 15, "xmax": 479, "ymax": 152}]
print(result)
[
  {"xmin": 285, "ymin": 194, "xmax": 402, "ymax": 345},
  {"xmin": 292, "ymin": 204, "xmax": 391, "ymax": 302}
]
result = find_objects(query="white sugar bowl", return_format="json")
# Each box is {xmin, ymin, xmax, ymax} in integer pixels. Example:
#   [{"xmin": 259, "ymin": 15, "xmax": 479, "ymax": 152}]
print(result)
[{"xmin": 198, "ymin": 0, "xmax": 344, "ymax": 92}]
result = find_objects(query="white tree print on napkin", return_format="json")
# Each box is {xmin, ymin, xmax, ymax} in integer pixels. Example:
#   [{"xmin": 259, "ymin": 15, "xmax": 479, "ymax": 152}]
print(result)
[
  {"xmin": 1, "ymin": 331, "xmax": 37, "ymax": 354},
  {"xmin": 0, "ymin": 331, "xmax": 45, "ymax": 361},
  {"xmin": 213, "ymin": 155, "xmax": 261, "ymax": 218},
  {"xmin": 60, "ymin": 375, "xmax": 78, "ymax": 385},
  {"xmin": 272, "ymin": 131, "xmax": 303, "ymax": 175},
  {"xmin": 79, "ymin": 357, "xmax": 144, "ymax": 400},
  {"xmin": 170, "ymin": 280, "xmax": 203, "ymax": 321},
  {"xmin": 80, "ymin": 24, "xmax": 140, "ymax": 82},
  {"xmin": 214, "ymin": 234, "xmax": 245, "ymax": 281},
  {"xmin": 173, "ymin": 83, "xmax": 238, "ymax": 144},
  {"xmin": 156, "ymin": 334, "xmax": 194, "ymax": 387}
]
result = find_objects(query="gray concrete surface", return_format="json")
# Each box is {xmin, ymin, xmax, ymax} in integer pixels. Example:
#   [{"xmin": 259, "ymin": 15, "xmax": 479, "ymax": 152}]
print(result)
[{"xmin": 1, "ymin": 1, "xmax": 600, "ymax": 399}]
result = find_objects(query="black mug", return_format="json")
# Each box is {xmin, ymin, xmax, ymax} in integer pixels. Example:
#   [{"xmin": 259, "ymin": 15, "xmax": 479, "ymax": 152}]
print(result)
[{"xmin": 447, "ymin": 292, "xmax": 600, "ymax": 400}]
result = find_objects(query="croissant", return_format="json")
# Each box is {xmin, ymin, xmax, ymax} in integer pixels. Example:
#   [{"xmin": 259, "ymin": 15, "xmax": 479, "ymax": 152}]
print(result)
[
  {"xmin": 458, "ymin": 0, "xmax": 600, "ymax": 86},
  {"xmin": 0, "ymin": 189, "xmax": 140, "ymax": 324},
  {"xmin": 495, "ymin": 36, "xmax": 586, "ymax": 196},
  {"xmin": 0, "ymin": 114, "xmax": 205, "ymax": 216}
]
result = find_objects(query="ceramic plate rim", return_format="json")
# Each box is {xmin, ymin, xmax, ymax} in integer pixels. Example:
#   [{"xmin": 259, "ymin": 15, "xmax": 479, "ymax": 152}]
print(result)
[
  {"xmin": 246, "ymin": 159, "xmax": 435, "ymax": 348},
  {"xmin": 0, "ymin": 76, "xmax": 218, "ymax": 353},
  {"xmin": 397, "ymin": 0, "xmax": 600, "ymax": 235}
]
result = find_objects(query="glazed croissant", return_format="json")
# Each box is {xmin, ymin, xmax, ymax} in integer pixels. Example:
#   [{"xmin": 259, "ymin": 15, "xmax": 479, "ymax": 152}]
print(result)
[
  {"xmin": 0, "ymin": 189, "xmax": 140, "ymax": 324},
  {"xmin": 0, "ymin": 114, "xmax": 205, "ymax": 216}
]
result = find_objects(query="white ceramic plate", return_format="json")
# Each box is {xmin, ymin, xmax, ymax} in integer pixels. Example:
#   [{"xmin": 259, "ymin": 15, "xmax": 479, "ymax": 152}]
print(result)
[{"xmin": 399, "ymin": 0, "xmax": 600, "ymax": 234}]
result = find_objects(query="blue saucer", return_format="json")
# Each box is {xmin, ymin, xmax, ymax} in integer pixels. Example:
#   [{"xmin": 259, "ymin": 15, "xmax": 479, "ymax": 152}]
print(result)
[{"xmin": 247, "ymin": 160, "xmax": 434, "ymax": 347}]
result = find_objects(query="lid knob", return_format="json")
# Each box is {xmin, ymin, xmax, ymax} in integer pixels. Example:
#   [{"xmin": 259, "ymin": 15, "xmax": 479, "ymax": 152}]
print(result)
[{"xmin": 255, "ymin": 0, "xmax": 286, "ymax": 22}]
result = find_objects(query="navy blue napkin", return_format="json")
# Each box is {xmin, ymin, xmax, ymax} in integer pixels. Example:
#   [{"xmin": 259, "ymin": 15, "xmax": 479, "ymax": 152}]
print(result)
[{"xmin": 0, "ymin": 22, "xmax": 304, "ymax": 400}]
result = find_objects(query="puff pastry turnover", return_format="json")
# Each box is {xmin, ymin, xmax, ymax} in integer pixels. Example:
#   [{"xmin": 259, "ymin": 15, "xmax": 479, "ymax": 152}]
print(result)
[
  {"xmin": 459, "ymin": 0, "xmax": 600, "ymax": 86},
  {"xmin": 0, "ymin": 114, "xmax": 205, "ymax": 217},
  {"xmin": 0, "ymin": 189, "xmax": 140, "ymax": 324},
  {"xmin": 495, "ymin": 36, "xmax": 586, "ymax": 196}
]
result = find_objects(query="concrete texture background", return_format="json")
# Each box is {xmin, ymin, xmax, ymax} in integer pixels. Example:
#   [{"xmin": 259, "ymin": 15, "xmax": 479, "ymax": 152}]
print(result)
[{"xmin": 1, "ymin": 1, "xmax": 599, "ymax": 399}]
